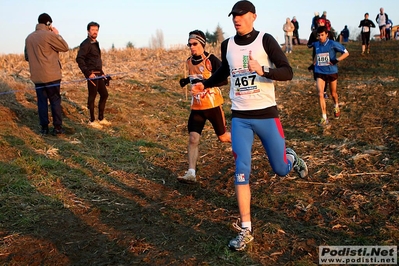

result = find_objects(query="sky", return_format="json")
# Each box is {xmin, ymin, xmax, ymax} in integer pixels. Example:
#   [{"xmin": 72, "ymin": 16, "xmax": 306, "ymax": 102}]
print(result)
[{"xmin": 0, "ymin": 0, "xmax": 398, "ymax": 54}]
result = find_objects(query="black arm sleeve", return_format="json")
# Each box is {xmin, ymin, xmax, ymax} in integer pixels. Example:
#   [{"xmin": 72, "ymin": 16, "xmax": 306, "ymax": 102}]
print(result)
[
  {"xmin": 208, "ymin": 54, "xmax": 228, "ymax": 87},
  {"xmin": 76, "ymin": 41, "xmax": 91, "ymax": 77},
  {"xmin": 307, "ymin": 31, "xmax": 317, "ymax": 48},
  {"xmin": 262, "ymin": 33, "xmax": 293, "ymax": 81},
  {"xmin": 203, "ymin": 39, "xmax": 230, "ymax": 89}
]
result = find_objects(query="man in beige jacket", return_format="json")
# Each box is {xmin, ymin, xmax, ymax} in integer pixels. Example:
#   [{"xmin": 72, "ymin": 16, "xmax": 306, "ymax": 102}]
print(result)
[{"xmin": 25, "ymin": 13, "xmax": 69, "ymax": 136}]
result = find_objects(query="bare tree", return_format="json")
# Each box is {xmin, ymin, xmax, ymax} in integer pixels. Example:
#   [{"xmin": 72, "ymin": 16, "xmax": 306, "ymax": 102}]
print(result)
[
  {"xmin": 349, "ymin": 27, "xmax": 361, "ymax": 41},
  {"xmin": 149, "ymin": 29, "xmax": 165, "ymax": 49}
]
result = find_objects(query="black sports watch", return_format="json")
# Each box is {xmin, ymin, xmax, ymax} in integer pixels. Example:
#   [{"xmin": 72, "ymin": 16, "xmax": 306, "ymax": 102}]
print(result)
[{"xmin": 262, "ymin": 66, "xmax": 269, "ymax": 74}]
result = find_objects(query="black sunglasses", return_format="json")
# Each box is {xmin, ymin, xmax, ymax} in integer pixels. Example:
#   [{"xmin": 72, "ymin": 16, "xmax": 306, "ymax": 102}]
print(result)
[{"xmin": 187, "ymin": 42, "xmax": 199, "ymax": 47}]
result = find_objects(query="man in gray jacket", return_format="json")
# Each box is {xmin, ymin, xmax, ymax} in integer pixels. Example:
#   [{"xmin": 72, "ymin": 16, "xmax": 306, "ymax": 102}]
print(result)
[{"xmin": 25, "ymin": 13, "xmax": 69, "ymax": 135}]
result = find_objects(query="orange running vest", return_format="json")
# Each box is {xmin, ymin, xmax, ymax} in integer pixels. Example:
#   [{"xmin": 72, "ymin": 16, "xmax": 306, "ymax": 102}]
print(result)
[{"xmin": 186, "ymin": 54, "xmax": 224, "ymax": 110}]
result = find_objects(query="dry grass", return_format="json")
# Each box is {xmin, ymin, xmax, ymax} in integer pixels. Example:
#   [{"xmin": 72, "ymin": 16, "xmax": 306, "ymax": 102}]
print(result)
[{"xmin": 0, "ymin": 41, "xmax": 398, "ymax": 265}]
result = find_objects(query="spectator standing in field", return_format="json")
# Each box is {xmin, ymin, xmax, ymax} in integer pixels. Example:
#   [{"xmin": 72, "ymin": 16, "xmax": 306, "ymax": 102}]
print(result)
[
  {"xmin": 385, "ymin": 19, "xmax": 393, "ymax": 40},
  {"xmin": 340, "ymin": 25, "xmax": 349, "ymax": 43},
  {"xmin": 24, "ymin": 13, "xmax": 69, "ymax": 136},
  {"xmin": 291, "ymin": 16, "xmax": 300, "ymax": 45},
  {"xmin": 311, "ymin": 12, "xmax": 320, "ymax": 31},
  {"xmin": 358, "ymin": 13, "xmax": 376, "ymax": 54},
  {"xmin": 283, "ymin": 17, "xmax": 295, "ymax": 53},
  {"xmin": 312, "ymin": 26, "xmax": 349, "ymax": 127},
  {"xmin": 177, "ymin": 30, "xmax": 231, "ymax": 183},
  {"xmin": 321, "ymin": 11, "xmax": 332, "ymax": 32},
  {"xmin": 376, "ymin": 7, "xmax": 388, "ymax": 40},
  {"xmin": 394, "ymin": 27, "xmax": 399, "ymax": 40},
  {"xmin": 76, "ymin": 22, "xmax": 111, "ymax": 129},
  {"xmin": 193, "ymin": 0, "xmax": 308, "ymax": 251}
]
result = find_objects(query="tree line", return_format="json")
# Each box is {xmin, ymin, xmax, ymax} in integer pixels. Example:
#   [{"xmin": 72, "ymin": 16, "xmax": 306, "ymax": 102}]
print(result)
[{"xmin": 115, "ymin": 24, "xmax": 225, "ymax": 50}]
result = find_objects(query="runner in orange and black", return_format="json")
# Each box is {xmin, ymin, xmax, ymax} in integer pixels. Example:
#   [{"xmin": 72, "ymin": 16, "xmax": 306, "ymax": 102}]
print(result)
[{"xmin": 178, "ymin": 30, "xmax": 231, "ymax": 183}]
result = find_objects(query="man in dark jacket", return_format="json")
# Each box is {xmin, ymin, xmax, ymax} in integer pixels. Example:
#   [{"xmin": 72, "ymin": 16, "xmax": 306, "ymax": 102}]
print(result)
[
  {"xmin": 311, "ymin": 12, "xmax": 319, "ymax": 31},
  {"xmin": 25, "ymin": 13, "xmax": 69, "ymax": 136},
  {"xmin": 291, "ymin": 16, "xmax": 300, "ymax": 45},
  {"xmin": 340, "ymin": 25, "xmax": 350, "ymax": 43},
  {"xmin": 76, "ymin": 21, "xmax": 110, "ymax": 129}
]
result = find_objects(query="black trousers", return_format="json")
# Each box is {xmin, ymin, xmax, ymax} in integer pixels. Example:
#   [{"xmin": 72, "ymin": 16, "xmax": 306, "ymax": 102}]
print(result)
[
  {"xmin": 361, "ymin": 32, "xmax": 371, "ymax": 45},
  {"xmin": 87, "ymin": 76, "xmax": 108, "ymax": 122},
  {"xmin": 293, "ymin": 31, "xmax": 300, "ymax": 44}
]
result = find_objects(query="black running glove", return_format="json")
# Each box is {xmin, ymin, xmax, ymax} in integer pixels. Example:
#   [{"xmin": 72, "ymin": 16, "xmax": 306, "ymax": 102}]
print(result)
[
  {"xmin": 330, "ymin": 59, "xmax": 339, "ymax": 65},
  {"xmin": 179, "ymin": 77, "xmax": 190, "ymax": 87}
]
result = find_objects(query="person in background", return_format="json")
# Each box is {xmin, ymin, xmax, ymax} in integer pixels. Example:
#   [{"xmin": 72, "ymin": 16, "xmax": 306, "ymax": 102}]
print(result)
[
  {"xmin": 358, "ymin": 13, "xmax": 376, "ymax": 54},
  {"xmin": 321, "ymin": 11, "xmax": 332, "ymax": 33},
  {"xmin": 394, "ymin": 27, "xmax": 399, "ymax": 40},
  {"xmin": 340, "ymin": 25, "xmax": 350, "ymax": 43},
  {"xmin": 376, "ymin": 7, "xmax": 388, "ymax": 40},
  {"xmin": 193, "ymin": 0, "xmax": 308, "ymax": 251},
  {"xmin": 311, "ymin": 12, "xmax": 320, "ymax": 31},
  {"xmin": 283, "ymin": 17, "xmax": 295, "ymax": 53},
  {"xmin": 24, "ymin": 13, "xmax": 69, "ymax": 136},
  {"xmin": 76, "ymin": 21, "xmax": 111, "ymax": 129},
  {"xmin": 177, "ymin": 30, "xmax": 231, "ymax": 183},
  {"xmin": 291, "ymin": 16, "xmax": 300, "ymax": 45},
  {"xmin": 312, "ymin": 26, "xmax": 349, "ymax": 127},
  {"xmin": 322, "ymin": 11, "xmax": 338, "ymax": 39},
  {"xmin": 385, "ymin": 19, "xmax": 393, "ymax": 40},
  {"xmin": 307, "ymin": 18, "xmax": 329, "ymax": 48}
]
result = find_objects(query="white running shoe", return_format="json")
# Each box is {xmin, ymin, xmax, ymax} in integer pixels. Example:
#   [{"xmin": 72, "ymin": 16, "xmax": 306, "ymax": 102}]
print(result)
[
  {"xmin": 228, "ymin": 222, "xmax": 254, "ymax": 251},
  {"xmin": 286, "ymin": 148, "xmax": 308, "ymax": 178},
  {"xmin": 177, "ymin": 171, "xmax": 196, "ymax": 183}
]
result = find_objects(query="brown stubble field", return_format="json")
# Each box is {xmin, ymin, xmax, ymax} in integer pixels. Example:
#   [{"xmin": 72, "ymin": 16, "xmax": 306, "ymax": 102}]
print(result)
[{"xmin": 0, "ymin": 40, "xmax": 398, "ymax": 265}]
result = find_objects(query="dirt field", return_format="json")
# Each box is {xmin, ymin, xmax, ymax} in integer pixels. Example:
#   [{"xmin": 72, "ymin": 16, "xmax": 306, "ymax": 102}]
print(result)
[{"xmin": 1, "ymin": 40, "xmax": 398, "ymax": 265}]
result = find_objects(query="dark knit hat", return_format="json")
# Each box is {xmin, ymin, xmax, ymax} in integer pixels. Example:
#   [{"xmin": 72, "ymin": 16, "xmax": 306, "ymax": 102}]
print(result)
[
  {"xmin": 38, "ymin": 13, "xmax": 52, "ymax": 25},
  {"xmin": 228, "ymin": 1, "xmax": 256, "ymax": 17}
]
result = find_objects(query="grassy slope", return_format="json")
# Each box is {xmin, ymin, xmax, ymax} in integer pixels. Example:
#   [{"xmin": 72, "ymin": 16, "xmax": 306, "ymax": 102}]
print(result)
[{"xmin": 0, "ymin": 41, "xmax": 398, "ymax": 265}]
